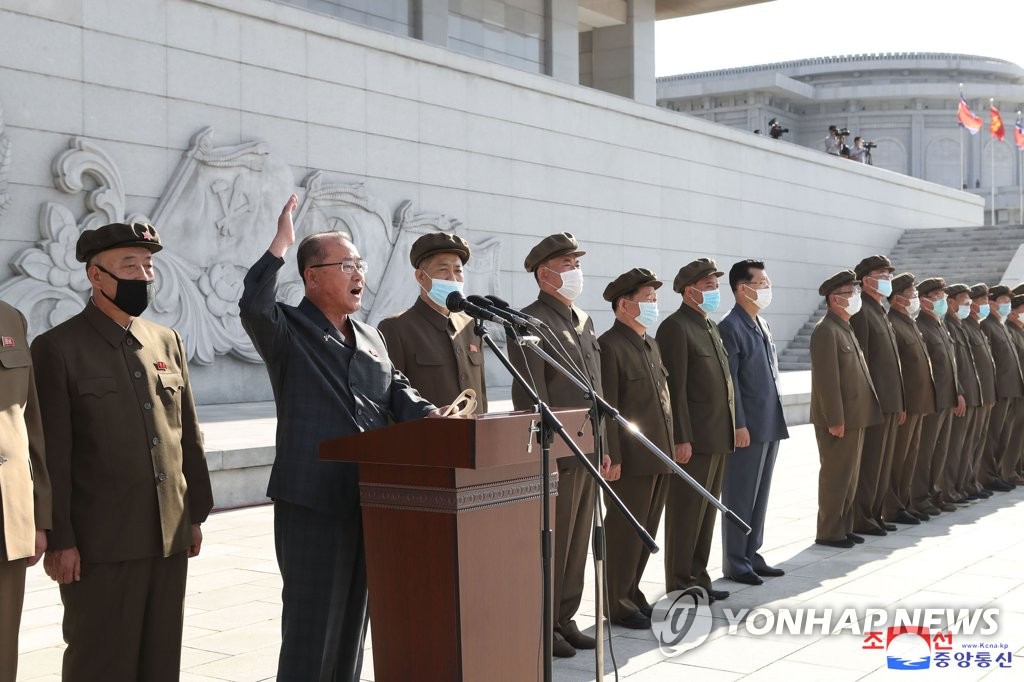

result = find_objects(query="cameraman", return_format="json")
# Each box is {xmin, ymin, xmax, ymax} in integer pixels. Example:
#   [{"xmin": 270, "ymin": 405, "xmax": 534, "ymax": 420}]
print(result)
[
  {"xmin": 824, "ymin": 126, "xmax": 841, "ymax": 155},
  {"xmin": 768, "ymin": 118, "xmax": 788, "ymax": 140},
  {"xmin": 849, "ymin": 137, "xmax": 867, "ymax": 163}
]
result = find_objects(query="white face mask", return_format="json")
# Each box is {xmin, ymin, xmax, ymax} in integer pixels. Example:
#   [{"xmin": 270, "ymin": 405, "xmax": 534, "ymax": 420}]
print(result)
[
  {"xmin": 906, "ymin": 297, "xmax": 920, "ymax": 318},
  {"xmin": 550, "ymin": 267, "xmax": 583, "ymax": 301},
  {"xmin": 748, "ymin": 285, "xmax": 772, "ymax": 311},
  {"xmin": 843, "ymin": 293, "xmax": 863, "ymax": 316}
]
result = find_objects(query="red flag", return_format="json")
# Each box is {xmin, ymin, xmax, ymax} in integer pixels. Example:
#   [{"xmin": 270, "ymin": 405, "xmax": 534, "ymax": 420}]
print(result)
[
  {"xmin": 958, "ymin": 96, "xmax": 983, "ymax": 134},
  {"xmin": 1015, "ymin": 116, "xmax": 1024, "ymax": 150},
  {"xmin": 990, "ymin": 105, "xmax": 1005, "ymax": 141}
]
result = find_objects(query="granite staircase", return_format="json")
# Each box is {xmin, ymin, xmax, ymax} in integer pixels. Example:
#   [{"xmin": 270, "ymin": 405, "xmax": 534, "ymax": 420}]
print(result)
[{"xmin": 777, "ymin": 224, "xmax": 1024, "ymax": 371}]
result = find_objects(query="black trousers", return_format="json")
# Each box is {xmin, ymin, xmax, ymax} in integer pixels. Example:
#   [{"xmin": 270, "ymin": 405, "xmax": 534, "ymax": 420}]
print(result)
[{"xmin": 275, "ymin": 500, "xmax": 368, "ymax": 682}]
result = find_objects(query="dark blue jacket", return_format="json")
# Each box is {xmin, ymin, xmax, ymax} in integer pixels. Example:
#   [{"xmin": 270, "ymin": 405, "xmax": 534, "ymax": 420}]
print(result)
[
  {"xmin": 718, "ymin": 304, "xmax": 789, "ymax": 444},
  {"xmin": 240, "ymin": 252, "xmax": 434, "ymax": 517}
]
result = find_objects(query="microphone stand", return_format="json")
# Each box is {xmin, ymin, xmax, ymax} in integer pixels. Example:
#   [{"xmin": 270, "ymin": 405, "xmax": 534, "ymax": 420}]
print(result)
[
  {"xmin": 517, "ymin": 335, "xmax": 751, "ymax": 681},
  {"xmin": 468, "ymin": 316, "xmax": 654, "ymax": 682}
]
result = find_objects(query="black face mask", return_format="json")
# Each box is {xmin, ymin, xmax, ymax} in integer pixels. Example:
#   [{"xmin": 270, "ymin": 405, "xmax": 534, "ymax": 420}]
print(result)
[{"xmin": 95, "ymin": 265, "xmax": 154, "ymax": 317}]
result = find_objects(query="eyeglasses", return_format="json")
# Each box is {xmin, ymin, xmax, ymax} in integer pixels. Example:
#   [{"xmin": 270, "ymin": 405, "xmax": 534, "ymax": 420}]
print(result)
[
  {"xmin": 309, "ymin": 260, "xmax": 369, "ymax": 275},
  {"xmin": 834, "ymin": 286, "xmax": 862, "ymax": 297}
]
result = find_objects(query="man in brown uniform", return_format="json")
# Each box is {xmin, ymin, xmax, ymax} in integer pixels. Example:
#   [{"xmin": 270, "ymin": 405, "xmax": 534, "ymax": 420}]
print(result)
[
  {"xmin": 599, "ymin": 268, "xmax": 673, "ymax": 630},
  {"xmin": 32, "ymin": 223, "xmax": 214, "ymax": 681},
  {"xmin": 0, "ymin": 301, "xmax": 51, "ymax": 682},
  {"xmin": 850, "ymin": 255, "xmax": 908, "ymax": 533},
  {"xmin": 944, "ymin": 284, "xmax": 985, "ymax": 503},
  {"xmin": 980, "ymin": 284, "xmax": 1022, "ymax": 492},
  {"xmin": 915, "ymin": 278, "xmax": 965, "ymax": 513},
  {"xmin": 510, "ymin": 233, "xmax": 609, "ymax": 658},
  {"xmin": 810, "ymin": 271, "xmax": 882, "ymax": 547},
  {"xmin": 962, "ymin": 284, "xmax": 998, "ymax": 498},
  {"xmin": 378, "ymin": 233, "xmax": 487, "ymax": 411},
  {"xmin": 1004, "ymin": 292, "xmax": 1024, "ymax": 484},
  {"xmin": 656, "ymin": 258, "xmax": 734, "ymax": 601},
  {"xmin": 883, "ymin": 274, "xmax": 936, "ymax": 523}
]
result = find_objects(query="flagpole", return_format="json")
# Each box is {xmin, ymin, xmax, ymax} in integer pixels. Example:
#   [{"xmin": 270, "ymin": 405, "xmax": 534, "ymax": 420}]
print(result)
[
  {"xmin": 991, "ymin": 98, "xmax": 996, "ymax": 225},
  {"xmin": 1019, "ymin": 111, "xmax": 1023, "ymax": 225}
]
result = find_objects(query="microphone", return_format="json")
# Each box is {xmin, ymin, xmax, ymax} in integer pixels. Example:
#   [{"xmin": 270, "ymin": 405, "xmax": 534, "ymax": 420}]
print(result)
[
  {"xmin": 485, "ymin": 295, "xmax": 544, "ymax": 327},
  {"xmin": 446, "ymin": 291, "xmax": 502, "ymax": 324},
  {"xmin": 466, "ymin": 295, "xmax": 533, "ymax": 329}
]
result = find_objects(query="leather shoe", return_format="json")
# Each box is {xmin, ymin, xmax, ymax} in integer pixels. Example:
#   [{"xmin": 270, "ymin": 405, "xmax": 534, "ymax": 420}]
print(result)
[
  {"xmin": 937, "ymin": 502, "xmax": 957, "ymax": 512},
  {"xmin": 892, "ymin": 510, "xmax": 921, "ymax": 525},
  {"xmin": 706, "ymin": 587, "xmax": 730, "ymax": 601},
  {"xmin": 562, "ymin": 623, "xmax": 595, "ymax": 650},
  {"xmin": 816, "ymin": 537, "xmax": 855, "ymax": 548},
  {"xmin": 855, "ymin": 527, "xmax": 887, "ymax": 537},
  {"xmin": 847, "ymin": 533, "xmax": 865, "ymax": 544},
  {"xmin": 614, "ymin": 612, "xmax": 652, "ymax": 630},
  {"xmin": 910, "ymin": 510, "xmax": 930, "ymax": 522},
  {"xmin": 919, "ymin": 505, "xmax": 942, "ymax": 516},
  {"xmin": 552, "ymin": 634, "xmax": 576, "ymax": 658},
  {"xmin": 754, "ymin": 566, "xmax": 785, "ymax": 577},
  {"xmin": 976, "ymin": 489, "xmax": 993, "ymax": 498},
  {"xmin": 639, "ymin": 603, "xmax": 653, "ymax": 618},
  {"xmin": 725, "ymin": 571, "xmax": 763, "ymax": 586}
]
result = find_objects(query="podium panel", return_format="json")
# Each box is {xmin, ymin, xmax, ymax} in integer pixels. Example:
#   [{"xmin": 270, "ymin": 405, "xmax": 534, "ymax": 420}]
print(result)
[{"xmin": 320, "ymin": 409, "xmax": 593, "ymax": 682}]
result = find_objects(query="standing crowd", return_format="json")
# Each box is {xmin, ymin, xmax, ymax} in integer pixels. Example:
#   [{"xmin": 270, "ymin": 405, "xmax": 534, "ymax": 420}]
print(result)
[
  {"xmin": 812, "ymin": 256, "xmax": 1023, "ymax": 549},
  {"xmin": 0, "ymin": 197, "xmax": 1016, "ymax": 681}
]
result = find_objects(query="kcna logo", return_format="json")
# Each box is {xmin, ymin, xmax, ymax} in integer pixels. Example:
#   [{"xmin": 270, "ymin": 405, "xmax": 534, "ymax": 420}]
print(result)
[{"xmin": 650, "ymin": 587, "xmax": 714, "ymax": 657}]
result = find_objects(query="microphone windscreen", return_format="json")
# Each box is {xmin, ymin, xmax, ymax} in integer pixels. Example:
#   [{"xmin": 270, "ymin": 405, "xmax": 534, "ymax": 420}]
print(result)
[
  {"xmin": 485, "ymin": 294, "xmax": 511, "ymax": 309},
  {"xmin": 446, "ymin": 291, "xmax": 467, "ymax": 313}
]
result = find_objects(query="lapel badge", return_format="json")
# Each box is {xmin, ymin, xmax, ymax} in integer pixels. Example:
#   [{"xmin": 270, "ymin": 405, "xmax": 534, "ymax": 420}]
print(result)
[
  {"xmin": 367, "ymin": 347, "xmax": 379, "ymax": 358},
  {"xmin": 155, "ymin": 361, "xmax": 168, "ymax": 371},
  {"xmin": 469, "ymin": 344, "xmax": 479, "ymax": 353},
  {"xmin": 1, "ymin": 336, "xmax": 14, "ymax": 348}
]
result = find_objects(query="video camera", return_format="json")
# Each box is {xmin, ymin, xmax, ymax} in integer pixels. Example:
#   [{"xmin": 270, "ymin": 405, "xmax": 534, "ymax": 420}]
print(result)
[
  {"xmin": 768, "ymin": 118, "xmax": 789, "ymax": 139},
  {"xmin": 863, "ymin": 141, "xmax": 877, "ymax": 149},
  {"xmin": 833, "ymin": 126, "xmax": 851, "ymax": 138}
]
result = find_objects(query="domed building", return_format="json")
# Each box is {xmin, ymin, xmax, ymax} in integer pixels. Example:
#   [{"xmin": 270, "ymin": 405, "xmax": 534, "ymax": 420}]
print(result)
[{"xmin": 657, "ymin": 53, "xmax": 1024, "ymax": 223}]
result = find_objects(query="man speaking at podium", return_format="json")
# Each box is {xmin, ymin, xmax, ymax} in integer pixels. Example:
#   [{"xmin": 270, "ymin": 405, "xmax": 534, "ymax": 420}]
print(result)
[{"xmin": 240, "ymin": 195, "xmax": 441, "ymax": 682}]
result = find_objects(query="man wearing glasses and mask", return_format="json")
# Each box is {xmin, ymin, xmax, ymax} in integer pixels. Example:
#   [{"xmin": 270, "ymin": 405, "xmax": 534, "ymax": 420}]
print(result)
[
  {"xmin": 379, "ymin": 232, "xmax": 487, "ymax": 412},
  {"xmin": 718, "ymin": 260, "xmax": 789, "ymax": 585},
  {"xmin": 240, "ymin": 195, "xmax": 441, "ymax": 682},
  {"xmin": 810, "ymin": 271, "xmax": 882, "ymax": 548},
  {"xmin": 850, "ymin": 255, "xmax": 908, "ymax": 535}
]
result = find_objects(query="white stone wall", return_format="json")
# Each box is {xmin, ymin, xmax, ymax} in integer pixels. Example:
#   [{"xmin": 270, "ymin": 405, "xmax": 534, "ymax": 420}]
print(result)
[{"xmin": 0, "ymin": 0, "xmax": 983, "ymax": 404}]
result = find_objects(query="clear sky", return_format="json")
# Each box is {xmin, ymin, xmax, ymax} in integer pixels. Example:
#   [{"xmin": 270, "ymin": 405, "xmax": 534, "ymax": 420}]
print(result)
[{"xmin": 655, "ymin": 0, "xmax": 1024, "ymax": 78}]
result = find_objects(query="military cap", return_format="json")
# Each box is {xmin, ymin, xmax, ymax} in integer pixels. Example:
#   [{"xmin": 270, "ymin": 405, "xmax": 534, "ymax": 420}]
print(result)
[
  {"xmin": 76, "ymin": 222, "xmax": 162, "ymax": 263},
  {"xmin": 1012, "ymin": 294, "xmax": 1024, "ymax": 309},
  {"xmin": 672, "ymin": 258, "xmax": 725, "ymax": 293},
  {"xmin": 969, "ymin": 283, "xmax": 989, "ymax": 299},
  {"xmin": 854, "ymin": 254, "xmax": 895, "ymax": 280},
  {"xmin": 988, "ymin": 284, "xmax": 1011, "ymax": 300},
  {"xmin": 409, "ymin": 232, "xmax": 470, "ymax": 268},
  {"xmin": 523, "ymin": 232, "xmax": 586, "ymax": 272},
  {"xmin": 819, "ymin": 269, "xmax": 859, "ymax": 297},
  {"xmin": 1012, "ymin": 283, "xmax": 1024, "ymax": 296},
  {"xmin": 889, "ymin": 272, "xmax": 916, "ymax": 298},
  {"xmin": 944, "ymin": 283, "xmax": 970, "ymax": 297},
  {"xmin": 917, "ymin": 277, "xmax": 945, "ymax": 297},
  {"xmin": 603, "ymin": 268, "xmax": 662, "ymax": 302}
]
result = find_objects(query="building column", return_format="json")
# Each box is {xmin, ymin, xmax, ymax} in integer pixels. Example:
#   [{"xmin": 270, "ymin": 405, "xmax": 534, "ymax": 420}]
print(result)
[
  {"xmin": 413, "ymin": 0, "xmax": 448, "ymax": 46},
  {"xmin": 590, "ymin": 0, "xmax": 656, "ymax": 104},
  {"xmin": 546, "ymin": 0, "xmax": 579, "ymax": 84}
]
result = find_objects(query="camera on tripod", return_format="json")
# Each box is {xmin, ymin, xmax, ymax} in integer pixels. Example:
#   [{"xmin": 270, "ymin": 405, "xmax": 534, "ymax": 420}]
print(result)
[
  {"xmin": 833, "ymin": 126, "xmax": 851, "ymax": 138},
  {"xmin": 768, "ymin": 118, "xmax": 789, "ymax": 139},
  {"xmin": 863, "ymin": 141, "xmax": 877, "ymax": 149}
]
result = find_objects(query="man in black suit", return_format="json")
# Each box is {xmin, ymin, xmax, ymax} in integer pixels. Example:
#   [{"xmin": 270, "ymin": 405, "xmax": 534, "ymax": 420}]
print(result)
[
  {"xmin": 718, "ymin": 260, "xmax": 789, "ymax": 585},
  {"xmin": 240, "ymin": 195, "xmax": 441, "ymax": 682}
]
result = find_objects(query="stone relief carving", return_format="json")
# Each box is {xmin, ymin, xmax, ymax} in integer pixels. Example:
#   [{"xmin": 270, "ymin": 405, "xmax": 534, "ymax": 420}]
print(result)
[
  {"xmin": 0, "ymin": 103, "xmax": 11, "ymax": 216},
  {"xmin": 0, "ymin": 127, "xmax": 503, "ymax": 364}
]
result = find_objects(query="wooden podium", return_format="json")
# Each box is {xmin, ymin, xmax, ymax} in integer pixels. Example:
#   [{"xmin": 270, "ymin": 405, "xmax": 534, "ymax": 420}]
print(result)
[{"xmin": 320, "ymin": 409, "xmax": 593, "ymax": 682}]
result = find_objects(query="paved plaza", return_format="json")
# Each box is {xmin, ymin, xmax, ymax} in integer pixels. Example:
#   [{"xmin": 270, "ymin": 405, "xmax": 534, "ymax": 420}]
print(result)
[{"xmin": 15, "ymin": 422, "xmax": 1024, "ymax": 681}]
